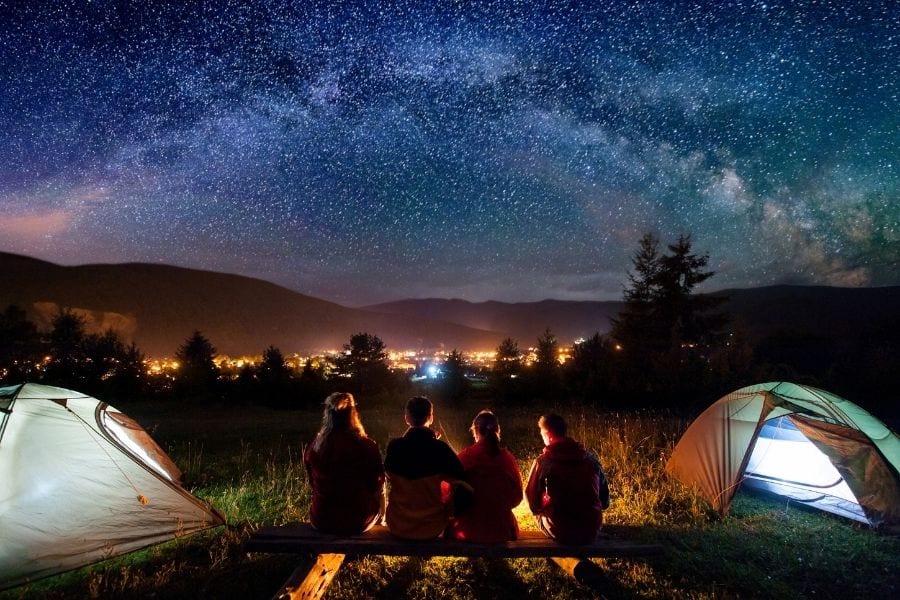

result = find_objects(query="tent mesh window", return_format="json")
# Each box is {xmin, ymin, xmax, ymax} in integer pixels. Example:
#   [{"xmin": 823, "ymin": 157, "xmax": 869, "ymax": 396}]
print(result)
[{"xmin": 98, "ymin": 408, "xmax": 183, "ymax": 485}]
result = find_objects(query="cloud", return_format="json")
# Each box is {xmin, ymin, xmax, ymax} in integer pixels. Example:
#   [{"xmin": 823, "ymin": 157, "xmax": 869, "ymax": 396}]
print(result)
[
  {"xmin": 0, "ymin": 183, "xmax": 112, "ymax": 251},
  {"xmin": 0, "ymin": 207, "xmax": 75, "ymax": 239}
]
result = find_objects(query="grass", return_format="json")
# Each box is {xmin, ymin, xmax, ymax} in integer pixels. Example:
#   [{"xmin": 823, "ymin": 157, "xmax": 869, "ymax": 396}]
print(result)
[{"xmin": 2, "ymin": 397, "xmax": 898, "ymax": 599}]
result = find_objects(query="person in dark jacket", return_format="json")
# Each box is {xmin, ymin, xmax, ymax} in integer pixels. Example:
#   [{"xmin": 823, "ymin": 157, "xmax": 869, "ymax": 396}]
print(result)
[
  {"xmin": 525, "ymin": 413, "xmax": 610, "ymax": 545},
  {"xmin": 448, "ymin": 410, "xmax": 523, "ymax": 543},
  {"xmin": 304, "ymin": 392, "xmax": 385, "ymax": 534},
  {"xmin": 384, "ymin": 396, "xmax": 466, "ymax": 539}
]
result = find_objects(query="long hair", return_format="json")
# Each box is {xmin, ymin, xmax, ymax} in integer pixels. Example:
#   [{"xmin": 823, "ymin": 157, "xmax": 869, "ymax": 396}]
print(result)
[
  {"xmin": 312, "ymin": 392, "xmax": 366, "ymax": 452},
  {"xmin": 471, "ymin": 410, "xmax": 502, "ymax": 456}
]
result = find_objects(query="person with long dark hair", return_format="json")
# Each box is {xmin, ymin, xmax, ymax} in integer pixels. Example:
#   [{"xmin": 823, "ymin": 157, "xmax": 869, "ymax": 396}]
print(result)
[
  {"xmin": 304, "ymin": 392, "xmax": 384, "ymax": 534},
  {"xmin": 448, "ymin": 410, "xmax": 523, "ymax": 543}
]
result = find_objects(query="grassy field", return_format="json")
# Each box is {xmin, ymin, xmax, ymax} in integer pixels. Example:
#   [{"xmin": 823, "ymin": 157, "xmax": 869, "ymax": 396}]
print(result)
[{"xmin": 2, "ymin": 396, "xmax": 898, "ymax": 599}]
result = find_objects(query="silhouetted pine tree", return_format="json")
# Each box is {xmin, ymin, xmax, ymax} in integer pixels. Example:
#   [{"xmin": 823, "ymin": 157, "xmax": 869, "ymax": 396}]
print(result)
[
  {"xmin": 0, "ymin": 305, "xmax": 41, "ymax": 384},
  {"xmin": 491, "ymin": 337, "xmax": 524, "ymax": 402},
  {"xmin": 258, "ymin": 345, "xmax": 294, "ymax": 407},
  {"xmin": 611, "ymin": 233, "xmax": 729, "ymax": 406},
  {"xmin": 334, "ymin": 332, "xmax": 393, "ymax": 395},
  {"xmin": 44, "ymin": 310, "xmax": 89, "ymax": 390},
  {"xmin": 531, "ymin": 328, "xmax": 563, "ymax": 401},
  {"xmin": 174, "ymin": 331, "xmax": 219, "ymax": 400},
  {"xmin": 438, "ymin": 349, "xmax": 469, "ymax": 403}
]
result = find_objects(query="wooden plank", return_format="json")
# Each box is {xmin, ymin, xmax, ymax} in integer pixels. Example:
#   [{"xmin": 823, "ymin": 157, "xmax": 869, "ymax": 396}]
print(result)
[
  {"xmin": 550, "ymin": 557, "xmax": 611, "ymax": 588},
  {"xmin": 247, "ymin": 523, "xmax": 663, "ymax": 559},
  {"xmin": 273, "ymin": 553, "xmax": 345, "ymax": 600}
]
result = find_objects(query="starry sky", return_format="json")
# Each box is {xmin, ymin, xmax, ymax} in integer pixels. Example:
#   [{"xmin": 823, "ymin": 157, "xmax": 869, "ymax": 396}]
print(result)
[{"xmin": 1, "ymin": 1, "xmax": 897, "ymax": 306}]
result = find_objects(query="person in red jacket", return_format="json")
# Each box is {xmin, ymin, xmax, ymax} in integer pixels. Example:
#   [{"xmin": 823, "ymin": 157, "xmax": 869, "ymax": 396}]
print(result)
[
  {"xmin": 525, "ymin": 413, "xmax": 610, "ymax": 545},
  {"xmin": 448, "ymin": 410, "xmax": 523, "ymax": 543},
  {"xmin": 304, "ymin": 392, "xmax": 385, "ymax": 534}
]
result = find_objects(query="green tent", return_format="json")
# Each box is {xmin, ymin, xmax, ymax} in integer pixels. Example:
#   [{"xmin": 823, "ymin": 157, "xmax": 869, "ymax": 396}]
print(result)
[
  {"xmin": 667, "ymin": 382, "xmax": 900, "ymax": 526},
  {"xmin": 0, "ymin": 383, "xmax": 225, "ymax": 589}
]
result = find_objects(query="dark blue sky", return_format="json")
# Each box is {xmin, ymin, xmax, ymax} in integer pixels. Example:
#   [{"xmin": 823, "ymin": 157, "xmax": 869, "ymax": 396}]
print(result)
[{"xmin": 1, "ymin": 1, "xmax": 897, "ymax": 305}]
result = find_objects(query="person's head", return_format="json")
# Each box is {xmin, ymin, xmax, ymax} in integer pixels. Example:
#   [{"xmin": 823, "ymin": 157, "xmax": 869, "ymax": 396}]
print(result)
[
  {"xmin": 471, "ymin": 410, "xmax": 502, "ymax": 455},
  {"xmin": 538, "ymin": 413, "xmax": 567, "ymax": 446},
  {"xmin": 405, "ymin": 396, "xmax": 433, "ymax": 428},
  {"xmin": 312, "ymin": 392, "xmax": 365, "ymax": 451}
]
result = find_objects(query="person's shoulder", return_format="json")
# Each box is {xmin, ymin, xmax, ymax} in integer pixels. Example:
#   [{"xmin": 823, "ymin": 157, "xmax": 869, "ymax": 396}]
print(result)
[
  {"xmin": 385, "ymin": 436, "xmax": 404, "ymax": 453},
  {"xmin": 501, "ymin": 447, "xmax": 518, "ymax": 462},
  {"xmin": 435, "ymin": 436, "xmax": 454, "ymax": 449},
  {"xmin": 458, "ymin": 443, "xmax": 476, "ymax": 460},
  {"xmin": 359, "ymin": 435, "xmax": 380, "ymax": 451}
]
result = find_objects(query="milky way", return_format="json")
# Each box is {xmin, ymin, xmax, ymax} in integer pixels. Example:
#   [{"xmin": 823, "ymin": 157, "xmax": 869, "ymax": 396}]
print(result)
[{"xmin": 1, "ymin": 1, "xmax": 897, "ymax": 305}]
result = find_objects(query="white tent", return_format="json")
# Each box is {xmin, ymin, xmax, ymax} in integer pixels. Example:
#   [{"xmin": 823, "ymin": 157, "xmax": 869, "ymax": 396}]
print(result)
[
  {"xmin": 667, "ymin": 382, "xmax": 900, "ymax": 527},
  {"xmin": 0, "ymin": 383, "xmax": 225, "ymax": 589}
]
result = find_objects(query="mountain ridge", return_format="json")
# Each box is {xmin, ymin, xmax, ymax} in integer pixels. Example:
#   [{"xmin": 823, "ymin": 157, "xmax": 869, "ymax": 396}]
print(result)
[
  {"xmin": 366, "ymin": 285, "xmax": 900, "ymax": 346},
  {"xmin": 0, "ymin": 252, "xmax": 503, "ymax": 355},
  {"xmin": 3, "ymin": 252, "xmax": 898, "ymax": 355}
]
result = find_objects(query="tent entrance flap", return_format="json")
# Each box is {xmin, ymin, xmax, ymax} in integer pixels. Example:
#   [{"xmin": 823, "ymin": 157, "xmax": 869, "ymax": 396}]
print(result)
[{"xmin": 742, "ymin": 416, "xmax": 868, "ymax": 523}]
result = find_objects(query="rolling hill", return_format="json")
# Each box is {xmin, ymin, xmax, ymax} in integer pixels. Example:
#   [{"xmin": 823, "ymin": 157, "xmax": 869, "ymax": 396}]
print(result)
[
  {"xmin": 0, "ymin": 252, "xmax": 502, "ymax": 355},
  {"xmin": 3, "ymin": 251, "xmax": 898, "ymax": 356},
  {"xmin": 366, "ymin": 286, "xmax": 900, "ymax": 346},
  {"xmin": 364, "ymin": 298, "xmax": 623, "ymax": 345}
]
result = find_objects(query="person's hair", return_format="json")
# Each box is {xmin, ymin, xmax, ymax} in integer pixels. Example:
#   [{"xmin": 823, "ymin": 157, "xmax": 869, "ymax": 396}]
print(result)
[
  {"xmin": 312, "ymin": 392, "xmax": 366, "ymax": 452},
  {"xmin": 405, "ymin": 396, "xmax": 433, "ymax": 427},
  {"xmin": 539, "ymin": 413, "xmax": 567, "ymax": 438},
  {"xmin": 471, "ymin": 410, "xmax": 502, "ymax": 455}
]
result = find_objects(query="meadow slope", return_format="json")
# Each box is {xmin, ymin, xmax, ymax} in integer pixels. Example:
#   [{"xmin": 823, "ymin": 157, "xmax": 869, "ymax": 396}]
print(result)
[{"xmin": 2, "ymin": 398, "xmax": 897, "ymax": 599}]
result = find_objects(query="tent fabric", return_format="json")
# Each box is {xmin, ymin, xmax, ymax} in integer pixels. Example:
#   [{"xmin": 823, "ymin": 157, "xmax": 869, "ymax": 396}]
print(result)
[
  {"xmin": 0, "ymin": 383, "xmax": 225, "ymax": 589},
  {"xmin": 666, "ymin": 382, "xmax": 900, "ymax": 526},
  {"xmin": 792, "ymin": 416, "xmax": 900, "ymax": 525}
]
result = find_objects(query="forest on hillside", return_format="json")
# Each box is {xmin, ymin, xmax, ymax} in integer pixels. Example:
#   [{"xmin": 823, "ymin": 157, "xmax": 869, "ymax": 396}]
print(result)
[{"xmin": 2, "ymin": 235, "xmax": 898, "ymax": 418}]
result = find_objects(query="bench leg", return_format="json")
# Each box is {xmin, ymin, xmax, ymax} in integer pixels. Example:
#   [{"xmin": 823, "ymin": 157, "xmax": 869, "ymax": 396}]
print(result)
[
  {"xmin": 549, "ymin": 557, "xmax": 610, "ymax": 589},
  {"xmin": 274, "ymin": 553, "xmax": 346, "ymax": 600}
]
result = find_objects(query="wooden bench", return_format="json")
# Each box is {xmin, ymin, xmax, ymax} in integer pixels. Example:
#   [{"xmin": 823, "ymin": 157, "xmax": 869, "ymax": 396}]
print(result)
[{"xmin": 247, "ymin": 523, "xmax": 663, "ymax": 600}]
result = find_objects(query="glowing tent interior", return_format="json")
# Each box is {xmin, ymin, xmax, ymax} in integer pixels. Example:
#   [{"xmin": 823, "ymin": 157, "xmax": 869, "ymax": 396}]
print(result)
[
  {"xmin": 0, "ymin": 383, "xmax": 225, "ymax": 589},
  {"xmin": 667, "ymin": 382, "xmax": 900, "ymax": 527}
]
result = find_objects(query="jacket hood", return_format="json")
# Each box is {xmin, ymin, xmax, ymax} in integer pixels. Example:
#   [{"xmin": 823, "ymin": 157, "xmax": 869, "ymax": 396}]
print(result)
[
  {"xmin": 403, "ymin": 426, "xmax": 438, "ymax": 441},
  {"xmin": 543, "ymin": 437, "xmax": 588, "ymax": 461}
]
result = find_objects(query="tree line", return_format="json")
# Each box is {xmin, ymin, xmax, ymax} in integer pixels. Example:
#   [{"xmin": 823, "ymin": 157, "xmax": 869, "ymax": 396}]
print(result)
[{"xmin": 2, "ymin": 233, "xmax": 897, "ymax": 415}]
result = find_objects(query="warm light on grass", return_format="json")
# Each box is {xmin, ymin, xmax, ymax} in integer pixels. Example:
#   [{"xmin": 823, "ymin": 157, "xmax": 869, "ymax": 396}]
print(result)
[{"xmin": 2, "ymin": 400, "xmax": 897, "ymax": 600}]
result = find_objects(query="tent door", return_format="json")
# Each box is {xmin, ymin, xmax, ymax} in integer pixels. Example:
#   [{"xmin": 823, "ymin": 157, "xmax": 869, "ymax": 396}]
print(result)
[{"xmin": 741, "ymin": 416, "xmax": 870, "ymax": 524}]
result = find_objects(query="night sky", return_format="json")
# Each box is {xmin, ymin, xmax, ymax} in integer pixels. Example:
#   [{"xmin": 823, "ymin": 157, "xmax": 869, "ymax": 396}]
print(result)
[{"xmin": 1, "ymin": 1, "xmax": 897, "ymax": 305}]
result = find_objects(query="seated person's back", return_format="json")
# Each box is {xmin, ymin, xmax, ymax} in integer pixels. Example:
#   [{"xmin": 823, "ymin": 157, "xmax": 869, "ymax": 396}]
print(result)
[
  {"xmin": 526, "ymin": 413, "xmax": 610, "ymax": 545},
  {"xmin": 449, "ymin": 410, "xmax": 522, "ymax": 543},
  {"xmin": 384, "ymin": 396, "xmax": 465, "ymax": 540},
  {"xmin": 304, "ymin": 393, "xmax": 384, "ymax": 535}
]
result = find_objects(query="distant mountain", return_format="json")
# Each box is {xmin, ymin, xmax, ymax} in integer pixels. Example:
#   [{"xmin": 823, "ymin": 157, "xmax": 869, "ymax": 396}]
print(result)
[
  {"xmin": 0, "ymin": 252, "xmax": 502, "ymax": 355},
  {"xmin": 4, "ymin": 251, "xmax": 897, "ymax": 356},
  {"xmin": 711, "ymin": 285, "xmax": 900, "ymax": 343},
  {"xmin": 367, "ymin": 285, "xmax": 900, "ymax": 346},
  {"xmin": 364, "ymin": 298, "xmax": 623, "ymax": 345}
]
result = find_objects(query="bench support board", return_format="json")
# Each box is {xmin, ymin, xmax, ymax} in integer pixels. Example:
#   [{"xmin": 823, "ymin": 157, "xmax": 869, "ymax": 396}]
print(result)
[
  {"xmin": 250, "ymin": 523, "xmax": 661, "ymax": 599},
  {"xmin": 273, "ymin": 553, "xmax": 345, "ymax": 600}
]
